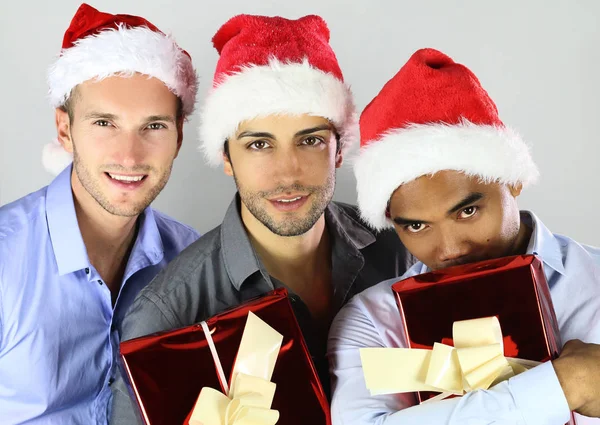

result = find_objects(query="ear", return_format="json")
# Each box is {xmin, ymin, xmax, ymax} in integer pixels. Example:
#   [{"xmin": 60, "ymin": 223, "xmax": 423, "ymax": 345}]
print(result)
[
  {"xmin": 55, "ymin": 108, "xmax": 74, "ymax": 153},
  {"xmin": 335, "ymin": 148, "xmax": 343, "ymax": 169},
  {"xmin": 223, "ymin": 150, "xmax": 234, "ymax": 176},
  {"xmin": 509, "ymin": 183, "xmax": 523, "ymax": 198},
  {"xmin": 174, "ymin": 117, "xmax": 184, "ymax": 158}
]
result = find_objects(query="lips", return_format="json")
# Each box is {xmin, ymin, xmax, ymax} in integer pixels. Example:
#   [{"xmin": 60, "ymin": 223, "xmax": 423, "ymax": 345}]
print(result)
[
  {"xmin": 105, "ymin": 172, "xmax": 148, "ymax": 190},
  {"xmin": 268, "ymin": 194, "xmax": 309, "ymax": 212}
]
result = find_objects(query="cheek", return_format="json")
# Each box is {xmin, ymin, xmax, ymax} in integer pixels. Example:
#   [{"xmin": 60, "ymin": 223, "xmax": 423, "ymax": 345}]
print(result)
[
  {"xmin": 394, "ymin": 229, "xmax": 432, "ymax": 260},
  {"xmin": 476, "ymin": 205, "xmax": 519, "ymax": 247},
  {"xmin": 298, "ymin": 152, "xmax": 335, "ymax": 182}
]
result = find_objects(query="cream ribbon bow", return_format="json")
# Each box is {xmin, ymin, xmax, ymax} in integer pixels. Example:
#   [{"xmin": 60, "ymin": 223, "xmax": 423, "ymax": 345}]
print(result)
[
  {"xmin": 188, "ymin": 312, "xmax": 283, "ymax": 425},
  {"xmin": 360, "ymin": 317, "xmax": 541, "ymax": 402}
]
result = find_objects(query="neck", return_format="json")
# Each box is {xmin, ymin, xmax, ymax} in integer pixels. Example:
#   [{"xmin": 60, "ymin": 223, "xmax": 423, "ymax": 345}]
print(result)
[
  {"xmin": 240, "ymin": 202, "xmax": 331, "ymax": 292},
  {"xmin": 71, "ymin": 171, "xmax": 139, "ymax": 295},
  {"xmin": 512, "ymin": 216, "xmax": 534, "ymax": 256}
]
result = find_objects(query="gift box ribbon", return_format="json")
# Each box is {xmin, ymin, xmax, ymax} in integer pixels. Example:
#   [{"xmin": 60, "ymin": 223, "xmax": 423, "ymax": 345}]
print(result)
[
  {"xmin": 187, "ymin": 312, "xmax": 284, "ymax": 425},
  {"xmin": 360, "ymin": 317, "xmax": 541, "ymax": 403}
]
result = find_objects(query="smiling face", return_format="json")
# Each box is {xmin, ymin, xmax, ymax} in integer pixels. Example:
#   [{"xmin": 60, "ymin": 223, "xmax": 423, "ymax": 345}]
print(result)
[
  {"xmin": 223, "ymin": 113, "xmax": 343, "ymax": 237},
  {"xmin": 388, "ymin": 170, "xmax": 529, "ymax": 270},
  {"xmin": 55, "ymin": 74, "xmax": 183, "ymax": 217}
]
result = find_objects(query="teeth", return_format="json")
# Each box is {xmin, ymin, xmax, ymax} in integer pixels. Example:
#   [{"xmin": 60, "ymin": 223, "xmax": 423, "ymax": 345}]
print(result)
[
  {"xmin": 108, "ymin": 173, "xmax": 144, "ymax": 182},
  {"xmin": 277, "ymin": 197, "xmax": 302, "ymax": 203}
]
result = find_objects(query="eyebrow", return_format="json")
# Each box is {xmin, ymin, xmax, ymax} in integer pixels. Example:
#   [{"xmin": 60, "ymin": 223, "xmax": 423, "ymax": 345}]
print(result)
[
  {"xmin": 82, "ymin": 113, "xmax": 175, "ymax": 124},
  {"xmin": 294, "ymin": 125, "xmax": 333, "ymax": 137},
  {"xmin": 145, "ymin": 115, "xmax": 175, "ymax": 124},
  {"xmin": 446, "ymin": 192, "xmax": 485, "ymax": 214},
  {"xmin": 237, "ymin": 131, "xmax": 275, "ymax": 139},
  {"xmin": 393, "ymin": 216, "xmax": 431, "ymax": 226},
  {"xmin": 236, "ymin": 125, "xmax": 333, "ymax": 140},
  {"xmin": 84, "ymin": 112, "xmax": 118, "ymax": 121},
  {"xmin": 392, "ymin": 192, "xmax": 485, "ymax": 226}
]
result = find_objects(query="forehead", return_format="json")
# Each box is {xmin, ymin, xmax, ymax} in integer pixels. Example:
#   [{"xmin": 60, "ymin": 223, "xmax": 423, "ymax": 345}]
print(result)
[
  {"xmin": 390, "ymin": 171, "xmax": 497, "ymax": 214},
  {"xmin": 75, "ymin": 74, "xmax": 177, "ymax": 109},
  {"xmin": 235, "ymin": 114, "xmax": 332, "ymax": 137}
]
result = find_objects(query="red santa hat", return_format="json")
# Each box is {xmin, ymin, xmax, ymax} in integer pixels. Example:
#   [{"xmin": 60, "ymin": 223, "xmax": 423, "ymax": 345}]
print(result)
[
  {"xmin": 355, "ymin": 48, "xmax": 539, "ymax": 230},
  {"xmin": 43, "ymin": 3, "xmax": 198, "ymax": 175},
  {"xmin": 198, "ymin": 14, "xmax": 357, "ymax": 166}
]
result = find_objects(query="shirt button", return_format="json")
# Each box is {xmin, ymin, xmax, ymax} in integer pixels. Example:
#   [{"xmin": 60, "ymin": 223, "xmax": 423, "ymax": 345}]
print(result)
[
  {"xmin": 98, "ymin": 280, "xmax": 103, "ymax": 285},
  {"xmin": 85, "ymin": 268, "xmax": 90, "ymax": 274},
  {"xmin": 108, "ymin": 377, "xmax": 115, "ymax": 386}
]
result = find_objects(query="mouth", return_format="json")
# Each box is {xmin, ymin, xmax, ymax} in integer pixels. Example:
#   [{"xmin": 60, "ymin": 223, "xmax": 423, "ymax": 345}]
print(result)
[
  {"xmin": 104, "ymin": 172, "xmax": 148, "ymax": 190},
  {"xmin": 268, "ymin": 194, "xmax": 309, "ymax": 212}
]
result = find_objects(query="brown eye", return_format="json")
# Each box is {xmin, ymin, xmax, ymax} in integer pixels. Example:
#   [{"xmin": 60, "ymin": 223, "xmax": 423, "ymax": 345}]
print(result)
[
  {"xmin": 406, "ymin": 223, "xmax": 427, "ymax": 233},
  {"xmin": 458, "ymin": 206, "xmax": 478, "ymax": 219},
  {"xmin": 302, "ymin": 136, "xmax": 323, "ymax": 146},
  {"xmin": 249, "ymin": 140, "xmax": 270, "ymax": 150}
]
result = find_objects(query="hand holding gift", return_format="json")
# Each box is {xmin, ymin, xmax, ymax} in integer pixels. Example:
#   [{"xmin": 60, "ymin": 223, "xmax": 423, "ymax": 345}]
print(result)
[
  {"xmin": 187, "ymin": 312, "xmax": 283, "ymax": 425},
  {"xmin": 553, "ymin": 339, "xmax": 600, "ymax": 418}
]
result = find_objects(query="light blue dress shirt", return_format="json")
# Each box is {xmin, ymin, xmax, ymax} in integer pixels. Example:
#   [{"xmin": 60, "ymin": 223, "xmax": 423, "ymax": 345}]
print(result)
[
  {"xmin": 328, "ymin": 212, "xmax": 600, "ymax": 425},
  {"xmin": 0, "ymin": 166, "xmax": 199, "ymax": 424}
]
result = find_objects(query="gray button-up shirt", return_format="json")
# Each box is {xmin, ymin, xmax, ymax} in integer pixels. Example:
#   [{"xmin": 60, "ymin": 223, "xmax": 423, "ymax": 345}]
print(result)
[{"xmin": 110, "ymin": 195, "xmax": 413, "ymax": 424}]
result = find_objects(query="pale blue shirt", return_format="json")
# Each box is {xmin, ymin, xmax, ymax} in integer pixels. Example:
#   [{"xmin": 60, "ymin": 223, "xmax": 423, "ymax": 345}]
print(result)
[
  {"xmin": 0, "ymin": 166, "xmax": 199, "ymax": 424},
  {"xmin": 328, "ymin": 212, "xmax": 600, "ymax": 425}
]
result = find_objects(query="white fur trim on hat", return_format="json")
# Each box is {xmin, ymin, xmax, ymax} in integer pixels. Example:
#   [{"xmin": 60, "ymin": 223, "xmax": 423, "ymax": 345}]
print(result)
[
  {"xmin": 43, "ymin": 139, "xmax": 73, "ymax": 176},
  {"xmin": 198, "ymin": 59, "xmax": 358, "ymax": 166},
  {"xmin": 47, "ymin": 25, "xmax": 198, "ymax": 117},
  {"xmin": 354, "ymin": 121, "xmax": 540, "ymax": 231}
]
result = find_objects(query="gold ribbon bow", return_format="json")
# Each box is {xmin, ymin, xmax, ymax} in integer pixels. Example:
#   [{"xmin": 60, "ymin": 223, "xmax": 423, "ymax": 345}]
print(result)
[
  {"xmin": 360, "ymin": 317, "xmax": 540, "ymax": 402},
  {"xmin": 188, "ymin": 312, "xmax": 283, "ymax": 425}
]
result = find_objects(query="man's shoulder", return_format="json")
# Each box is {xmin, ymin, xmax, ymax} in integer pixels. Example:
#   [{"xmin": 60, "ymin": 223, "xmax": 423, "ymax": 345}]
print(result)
[
  {"xmin": 332, "ymin": 200, "xmax": 414, "ymax": 260},
  {"xmin": 0, "ymin": 186, "xmax": 49, "ymax": 243},
  {"xmin": 357, "ymin": 262, "xmax": 423, "ymax": 305},
  {"xmin": 151, "ymin": 209, "xmax": 200, "ymax": 246},
  {"xmin": 553, "ymin": 232, "xmax": 600, "ymax": 269},
  {"xmin": 139, "ymin": 224, "xmax": 224, "ymax": 297},
  {"xmin": 331, "ymin": 201, "xmax": 402, "ymax": 244},
  {"xmin": 331, "ymin": 201, "xmax": 362, "ymax": 220}
]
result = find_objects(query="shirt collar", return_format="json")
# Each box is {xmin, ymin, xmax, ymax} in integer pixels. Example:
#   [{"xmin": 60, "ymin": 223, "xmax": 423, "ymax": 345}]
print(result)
[
  {"xmin": 45, "ymin": 165, "xmax": 165, "ymax": 278},
  {"xmin": 124, "ymin": 207, "xmax": 165, "ymax": 277},
  {"xmin": 220, "ymin": 196, "xmax": 379, "ymax": 291},
  {"xmin": 521, "ymin": 211, "xmax": 566, "ymax": 275},
  {"xmin": 220, "ymin": 195, "xmax": 268, "ymax": 290},
  {"xmin": 325, "ymin": 202, "xmax": 376, "ymax": 251},
  {"xmin": 46, "ymin": 165, "xmax": 90, "ymax": 276}
]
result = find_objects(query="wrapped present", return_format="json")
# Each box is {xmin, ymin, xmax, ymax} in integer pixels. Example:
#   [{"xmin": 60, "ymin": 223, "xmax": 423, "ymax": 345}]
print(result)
[
  {"xmin": 120, "ymin": 288, "xmax": 330, "ymax": 425},
  {"xmin": 360, "ymin": 255, "xmax": 575, "ymax": 424}
]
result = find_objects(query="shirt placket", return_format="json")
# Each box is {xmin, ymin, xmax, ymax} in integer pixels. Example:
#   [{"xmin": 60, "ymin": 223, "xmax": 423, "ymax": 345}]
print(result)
[{"xmin": 86, "ymin": 266, "xmax": 117, "ymax": 422}]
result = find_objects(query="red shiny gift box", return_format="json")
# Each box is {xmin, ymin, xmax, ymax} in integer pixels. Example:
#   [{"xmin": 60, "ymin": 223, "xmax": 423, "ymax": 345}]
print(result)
[
  {"xmin": 392, "ymin": 255, "xmax": 563, "ymax": 402},
  {"xmin": 120, "ymin": 288, "xmax": 330, "ymax": 425}
]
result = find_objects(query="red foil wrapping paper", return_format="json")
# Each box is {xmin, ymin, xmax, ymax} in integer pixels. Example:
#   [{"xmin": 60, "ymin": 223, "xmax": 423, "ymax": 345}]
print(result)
[{"xmin": 120, "ymin": 288, "xmax": 330, "ymax": 425}]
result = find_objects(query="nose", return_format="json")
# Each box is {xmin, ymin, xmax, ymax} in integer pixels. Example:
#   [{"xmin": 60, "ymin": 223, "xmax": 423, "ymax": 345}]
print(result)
[
  {"xmin": 273, "ymin": 145, "xmax": 303, "ymax": 184},
  {"xmin": 436, "ymin": 230, "xmax": 472, "ymax": 265},
  {"xmin": 113, "ymin": 131, "xmax": 144, "ymax": 169}
]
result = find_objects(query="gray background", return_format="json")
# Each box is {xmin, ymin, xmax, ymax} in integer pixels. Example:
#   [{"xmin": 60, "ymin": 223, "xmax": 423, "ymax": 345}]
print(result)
[{"xmin": 1, "ymin": 0, "xmax": 598, "ymax": 245}]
